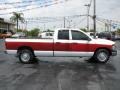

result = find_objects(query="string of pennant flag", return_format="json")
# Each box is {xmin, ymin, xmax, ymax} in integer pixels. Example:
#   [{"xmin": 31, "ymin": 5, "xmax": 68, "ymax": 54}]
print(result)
[
  {"xmin": 0, "ymin": 0, "xmax": 69, "ymax": 15},
  {"xmin": 0, "ymin": 0, "xmax": 45, "ymax": 5},
  {"xmin": 0, "ymin": 0, "xmax": 66, "ymax": 5},
  {"xmin": 0, "ymin": 0, "xmax": 54, "ymax": 10}
]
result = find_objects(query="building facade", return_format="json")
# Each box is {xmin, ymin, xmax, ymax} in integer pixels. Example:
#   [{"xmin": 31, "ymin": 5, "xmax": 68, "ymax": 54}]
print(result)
[{"xmin": 0, "ymin": 18, "xmax": 15, "ymax": 34}]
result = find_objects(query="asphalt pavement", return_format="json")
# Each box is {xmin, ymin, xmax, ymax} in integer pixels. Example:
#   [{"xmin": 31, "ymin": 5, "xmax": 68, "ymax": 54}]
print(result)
[{"xmin": 0, "ymin": 39, "xmax": 120, "ymax": 90}]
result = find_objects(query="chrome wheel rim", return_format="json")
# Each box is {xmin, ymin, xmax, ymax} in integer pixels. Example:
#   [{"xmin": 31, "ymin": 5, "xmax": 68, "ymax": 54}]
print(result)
[
  {"xmin": 21, "ymin": 52, "xmax": 30, "ymax": 62},
  {"xmin": 97, "ymin": 52, "xmax": 108, "ymax": 62}
]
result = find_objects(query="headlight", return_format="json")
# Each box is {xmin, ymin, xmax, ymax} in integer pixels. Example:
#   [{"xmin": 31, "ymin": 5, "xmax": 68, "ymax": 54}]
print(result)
[{"xmin": 112, "ymin": 45, "xmax": 116, "ymax": 50}]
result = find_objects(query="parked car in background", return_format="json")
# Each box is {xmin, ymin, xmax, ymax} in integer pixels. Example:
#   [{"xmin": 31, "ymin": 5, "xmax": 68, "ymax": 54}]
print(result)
[
  {"xmin": 114, "ymin": 35, "xmax": 120, "ymax": 40},
  {"xmin": 11, "ymin": 32, "xmax": 26, "ymax": 38},
  {"xmin": 98, "ymin": 32, "xmax": 114, "ymax": 40},
  {"xmin": 86, "ymin": 32, "xmax": 98, "ymax": 38},
  {"xmin": 86, "ymin": 32, "xmax": 94, "ymax": 38},
  {"xmin": 38, "ymin": 32, "xmax": 54, "ymax": 39},
  {"xmin": 0, "ymin": 31, "xmax": 13, "ymax": 38}
]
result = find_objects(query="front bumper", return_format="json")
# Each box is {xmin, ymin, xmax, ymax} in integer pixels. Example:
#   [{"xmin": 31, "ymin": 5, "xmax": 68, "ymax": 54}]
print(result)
[{"xmin": 111, "ymin": 50, "xmax": 117, "ymax": 56}]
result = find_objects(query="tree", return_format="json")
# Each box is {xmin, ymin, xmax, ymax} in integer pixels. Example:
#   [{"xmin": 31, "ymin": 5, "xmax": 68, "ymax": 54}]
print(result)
[
  {"xmin": 117, "ymin": 28, "xmax": 120, "ymax": 35},
  {"xmin": 28, "ymin": 28, "xmax": 40, "ymax": 37},
  {"xmin": 43, "ymin": 29, "xmax": 54, "ymax": 32},
  {"xmin": 89, "ymin": 29, "xmax": 95, "ymax": 32},
  {"xmin": 80, "ymin": 28, "xmax": 87, "ymax": 32},
  {"xmin": 10, "ymin": 12, "xmax": 25, "ymax": 32}
]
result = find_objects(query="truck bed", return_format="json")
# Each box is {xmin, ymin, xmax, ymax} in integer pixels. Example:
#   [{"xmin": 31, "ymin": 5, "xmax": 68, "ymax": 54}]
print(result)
[{"xmin": 5, "ymin": 38, "xmax": 54, "ymax": 53}]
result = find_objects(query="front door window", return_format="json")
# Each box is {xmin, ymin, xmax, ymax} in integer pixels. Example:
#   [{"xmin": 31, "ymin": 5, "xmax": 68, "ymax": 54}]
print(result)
[{"xmin": 71, "ymin": 30, "xmax": 89, "ymax": 40}]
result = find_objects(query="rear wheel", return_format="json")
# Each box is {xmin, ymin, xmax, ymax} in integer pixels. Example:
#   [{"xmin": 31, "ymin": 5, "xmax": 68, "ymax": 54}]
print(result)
[
  {"xmin": 18, "ymin": 49, "xmax": 34, "ymax": 64},
  {"xmin": 93, "ymin": 49, "xmax": 110, "ymax": 63}
]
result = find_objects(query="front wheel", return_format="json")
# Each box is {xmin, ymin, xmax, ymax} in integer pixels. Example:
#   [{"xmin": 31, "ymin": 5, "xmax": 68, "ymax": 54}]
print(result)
[
  {"xmin": 18, "ymin": 49, "xmax": 34, "ymax": 64},
  {"xmin": 92, "ymin": 49, "xmax": 110, "ymax": 63}
]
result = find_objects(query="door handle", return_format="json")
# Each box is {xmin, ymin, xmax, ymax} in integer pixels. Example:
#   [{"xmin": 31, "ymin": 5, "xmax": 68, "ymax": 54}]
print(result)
[
  {"xmin": 56, "ymin": 42, "xmax": 61, "ymax": 44},
  {"xmin": 72, "ymin": 43, "xmax": 78, "ymax": 44}
]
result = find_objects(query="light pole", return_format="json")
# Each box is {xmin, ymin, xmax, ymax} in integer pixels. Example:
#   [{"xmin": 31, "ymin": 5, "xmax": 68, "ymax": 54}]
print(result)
[
  {"xmin": 109, "ymin": 20, "xmax": 112, "ymax": 33},
  {"xmin": 93, "ymin": 0, "xmax": 96, "ymax": 38},
  {"xmin": 85, "ymin": 4, "xmax": 90, "ymax": 32},
  {"xmin": 64, "ymin": 17, "xmax": 66, "ymax": 28},
  {"xmin": 68, "ymin": 20, "xmax": 72, "ymax": 28},
  {"xmin": 25, "ymin": 21, "xmax": 27, "ymax": 30},
  {"xmin": 44, "ymin": 24, "xmax": 46, "ymax": 31}
]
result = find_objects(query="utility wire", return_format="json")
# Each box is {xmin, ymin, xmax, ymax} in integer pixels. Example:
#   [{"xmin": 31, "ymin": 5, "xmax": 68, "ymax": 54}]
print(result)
[
  {"xmin": 96, "ymin": 19, "xmax": 105, "ymax": 26},
  {"xmin": 89, "ymin": 0, "xmax": 93, "ymax": 11},
  {"xmin": 26, "ymin": 14, "xmax": 87, "ymax": 20},
  {"xmin": 97, "ymin": 17, "xmax": 120, "ymax": 23},
  {"xmin": 26, "ymin": 15, "xmax": 87, "ymax": 24},
  {"xmin": 72, "ymin": 17, "xmax": 87, "ymax": 27}
]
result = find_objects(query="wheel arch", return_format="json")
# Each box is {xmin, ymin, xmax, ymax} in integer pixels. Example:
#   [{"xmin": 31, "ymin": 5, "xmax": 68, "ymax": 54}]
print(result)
[
  {"xmin": 94, "ymin": 47, "xmax": 112, "ymax": 55},
  {"xmin": 17, "ymin": 46, "xmax": 35, "ymax": 56}
]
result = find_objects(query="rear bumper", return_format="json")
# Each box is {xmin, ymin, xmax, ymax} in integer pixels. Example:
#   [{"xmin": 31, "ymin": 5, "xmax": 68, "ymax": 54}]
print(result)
[
  {"xmin": 4, "ymin": 50, "xmax": 18, "ymax": 57},
  {"xmin": 4, "ymin": 51, "xmax": 7, "ymax": 54},
  {"xmin": 4, "ymin": 50, "xmax": 17, "ymax": 55}
]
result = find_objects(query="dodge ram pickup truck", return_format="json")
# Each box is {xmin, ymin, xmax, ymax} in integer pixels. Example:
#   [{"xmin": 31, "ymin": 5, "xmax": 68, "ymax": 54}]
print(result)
[{"xmin": 5, "ymin": 28, "xmax": 117, "ymax": 64}]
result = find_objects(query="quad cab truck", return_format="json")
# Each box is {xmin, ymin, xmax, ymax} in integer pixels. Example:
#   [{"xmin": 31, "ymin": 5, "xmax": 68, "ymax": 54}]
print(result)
[{"xmin": 5, "ymin": 28, "xmax": 117, "ymax": 64}]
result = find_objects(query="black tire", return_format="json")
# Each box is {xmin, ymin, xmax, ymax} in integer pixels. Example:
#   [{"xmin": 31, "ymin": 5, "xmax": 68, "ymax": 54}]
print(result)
[
  {"xmin": 92, "ymin": 49, "xmax": 110, "ymax": 63},
  {"xmin": 18, "ymin": 49, "xmax": 34, "ymax": 64}
]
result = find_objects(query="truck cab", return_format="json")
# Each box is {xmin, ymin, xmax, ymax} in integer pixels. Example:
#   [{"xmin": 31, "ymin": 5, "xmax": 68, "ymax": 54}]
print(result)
[{"xmin": 53, "ymin": 29, "xmax": 92, "ymax": 57}]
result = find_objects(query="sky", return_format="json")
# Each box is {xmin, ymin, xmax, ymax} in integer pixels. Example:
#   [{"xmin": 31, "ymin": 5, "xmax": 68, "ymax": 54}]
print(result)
[{"xmin": 0, "ymin": 0, "xmax": 120, "ymax": 31}]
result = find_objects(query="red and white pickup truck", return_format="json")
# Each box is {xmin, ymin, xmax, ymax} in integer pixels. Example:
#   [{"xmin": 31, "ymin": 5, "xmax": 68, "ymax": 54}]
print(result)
[{"xmin": 5, "ymin": 28, "xmax": 117, "ymax": 63}]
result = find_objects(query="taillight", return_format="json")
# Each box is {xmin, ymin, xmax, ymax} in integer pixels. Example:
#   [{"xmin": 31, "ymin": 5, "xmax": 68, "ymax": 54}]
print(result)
[{"xmin": 5, "ymin": 39, "xmax": 7, "ymax": 49}]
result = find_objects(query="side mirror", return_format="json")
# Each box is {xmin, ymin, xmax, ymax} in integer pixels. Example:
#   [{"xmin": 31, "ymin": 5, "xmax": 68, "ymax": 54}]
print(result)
[
  {"xmin": 87, "ymin": 38, "xmax": 91, "ymax": 41},
  {"xmin": 82, "ymin": 37, "xmax": 91, "ymax": 41}
]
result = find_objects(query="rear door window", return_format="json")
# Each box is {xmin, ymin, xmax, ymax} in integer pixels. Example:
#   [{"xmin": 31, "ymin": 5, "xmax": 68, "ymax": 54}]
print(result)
[{"xmin": 58, "ymin": 30, "xmax": 69, "ymax": 40}]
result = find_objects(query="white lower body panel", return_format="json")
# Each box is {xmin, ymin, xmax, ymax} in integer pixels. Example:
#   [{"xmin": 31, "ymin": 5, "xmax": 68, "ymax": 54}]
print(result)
[
  {"xmin": 34, "ymin": 51, "xmax": 94, "ymax": 57},
  {"xmin": 54, "ymin": 51, "xmax": 94, "ymax": 57},
  {"xmin": 34, "ymin": 51, "xmax": 53, "ymax": 56},
  {"xmin": 6, "ymin": 50, "xmax": 94, "ymax": 57}
]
